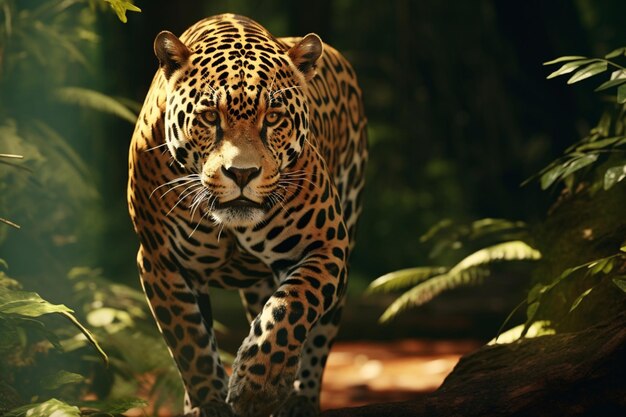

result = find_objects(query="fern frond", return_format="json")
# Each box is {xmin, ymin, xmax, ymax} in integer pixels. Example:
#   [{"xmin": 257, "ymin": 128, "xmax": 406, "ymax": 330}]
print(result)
[
  {"xmin": 378, "ymin": 241, "xmax": 541, "ymax": 322},
  {"xmin": 379, "ymin": 266, "xmax": 490, "ymax": 322},
  {"xmin": 53, "ymin": 87, "xmax": 137, "ymax": 123},
  {"xmin": 367, "ymin": 266, "xmax": 448, "ymax": 294},
  {"xmin": 451, "ymin": 240, "xmax": 540, "ymax": 271}
]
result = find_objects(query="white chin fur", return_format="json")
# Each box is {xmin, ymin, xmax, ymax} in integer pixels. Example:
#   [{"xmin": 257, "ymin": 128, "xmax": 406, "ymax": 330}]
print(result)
[{"xmin": 211, "ymin": 207, "xmax": 266, "ymax": 227}]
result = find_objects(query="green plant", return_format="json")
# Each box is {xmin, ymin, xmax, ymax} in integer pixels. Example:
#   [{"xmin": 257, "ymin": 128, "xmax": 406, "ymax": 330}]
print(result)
[
  {"xmin": 510, "ymin": 48, "xmax": 626, "ymax": 337},
  {"xmin": 535, "ymin": 49, "xmax": 626, "ymax": 192},
  {"xmin": 0, "ymin": 263, "xmax": 148, "ymax": 417},
  {"xmin": 368, "ymin": 219, "xmax": 541, "ymax": 322},
  {"xmin": 0, "ymin": 1, "xmax": 158, "ymax": 416},
  {"xmin": 0, "ymin": 0, "xmax": 141, "ymax": 246}
]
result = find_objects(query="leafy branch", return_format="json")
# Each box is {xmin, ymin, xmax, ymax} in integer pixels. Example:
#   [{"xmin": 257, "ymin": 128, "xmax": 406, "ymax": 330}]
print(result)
[
  {"xmin": 527, "ymin": 47, "xmax": 626, "ymax": 191},
  {"xmin": 544, "ymin": 47, "xmax": 626, "ymax": 97}
]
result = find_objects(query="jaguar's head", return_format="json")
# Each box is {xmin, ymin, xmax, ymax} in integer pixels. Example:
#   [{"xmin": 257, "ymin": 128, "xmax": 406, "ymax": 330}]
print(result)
[{"xmin": 154, "ymin": 18, "xmax": 322, "ymax": 227}]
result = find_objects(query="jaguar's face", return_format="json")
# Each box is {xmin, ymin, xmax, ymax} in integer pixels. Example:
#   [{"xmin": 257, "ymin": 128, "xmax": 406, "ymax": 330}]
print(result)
[{"xmin": 154, "ymin": 27, "xmax": 322, "ymax": 227}]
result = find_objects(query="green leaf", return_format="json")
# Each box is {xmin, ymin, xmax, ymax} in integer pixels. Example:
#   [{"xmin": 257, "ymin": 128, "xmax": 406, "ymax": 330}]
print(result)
[
  {"xmin": 53, "ymin": 87, "xmax": 137, "ymax": 124},
  {"xmin": 419, "ymin": 218, "xmax": 454, "ymax": 243},
  {"xmin": 213, "ymin": 320, "xmax": 229, "ymax": 334},
  {"xmin": 104, "ymin": 0, "xmax": 142, "ymax": 23},
  {"xmin": 543, "ymin": 56, "xmax": 587, "ymax": 65},
  {"xmin": 567, "ymin": 61, "xmax": 608, "ymax": 84},
  {"xmin": 367, "ymin": 266, "xmax": 448, "ymax": 293},
  {"xmin": 527, "ymin": 283, "xmax": 547, "ymax": 304},
  {"xmin": 540, "ymin": 164, "xmax": 567, "ymax": 189},
  {"xmin": 468, "ymin": 218, "xmax": 527, "ymax": 241},
  {"xmin": 0, "ymin": 287, "xmax": 74, "ymax": 317},
  {"xmin": 450, "ymin": 240, "xmax": 541, "ymax": 271},
  {"xmin": 541, "ymin": 154, "xmax": 598, "ymax": 189},
  {"xmin": 569, "ymin": 287, "xmax": 594, "ymax": 312},
  {"xmin": 490, "ymin": 320, "xmax": 554, "ymax": 345},
  {"xmin": 40, "ymin": 371, "xmax": 85, "ymax": 390},
  {"xmin": 519, "ymin": 301, "xmax": 539, "ymax": 338},
  {"xmin": 612, "ymin": 276, "xmax": 626, "ymax": 293},
  {"xmin": 604, "ymin": 47, "xmax": 626, "ymax": 59},
  {"xmin": 618, "ymin": 84, "xmax": 626, "ymax": 104},
  {"xmin": 596, "ymin": 110, "xmax": 613, "ymax": 137},
  {"xmin": 588, "ymin": 257, "xmax": 612, "ymax": 275},
  {"xmin": 5, "ymin": 399, "xmax": 80, "ymax": 417},
  {"xmin": 576, "ymin": 136, "xmax": 625, "ymax": 151},
  {"xmin": 0, "ymin": 287, "xmax": 108, "ymax": 365},
  {"xmin": 546, "ymin": 59, "xmax": 596, "ymax": 79},
  {"xmin": 603, "ymin": 164, "xmax": 626, "ymax": 190},
  {"xmin": 594, "ymin": 77, "xmax": 626, "ymax": 92},
  {"xmin": 526, "ymin": 301, "xmax": 539, "ymax": 324}
]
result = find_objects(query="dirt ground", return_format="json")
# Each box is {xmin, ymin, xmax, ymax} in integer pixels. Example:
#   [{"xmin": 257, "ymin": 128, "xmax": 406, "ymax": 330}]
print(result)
[{"xmin": 320, "ymin": 339, "xmax": 481, "ymax": 410}]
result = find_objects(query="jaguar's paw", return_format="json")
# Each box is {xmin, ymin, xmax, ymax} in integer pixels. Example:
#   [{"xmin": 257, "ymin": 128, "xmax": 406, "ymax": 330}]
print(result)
[{"xmin": 226, "ymin": 365, "xmax": 294, "ymax": 417}]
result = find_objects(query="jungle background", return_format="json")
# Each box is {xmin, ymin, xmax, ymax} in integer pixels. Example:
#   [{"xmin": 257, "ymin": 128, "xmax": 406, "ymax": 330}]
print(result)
[{"xmin": 1, "ymin": 0, "xmax": 625, "ymax": 416}]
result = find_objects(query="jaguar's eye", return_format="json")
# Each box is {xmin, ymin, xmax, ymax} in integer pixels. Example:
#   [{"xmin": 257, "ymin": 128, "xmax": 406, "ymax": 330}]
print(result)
[
  {"xmin": 264, "ymin": 111, "xmax": 282, "ymax": 127},
  {"xmin": 199, "ymin": 109, "xmax": 219, "ymax": 126}
]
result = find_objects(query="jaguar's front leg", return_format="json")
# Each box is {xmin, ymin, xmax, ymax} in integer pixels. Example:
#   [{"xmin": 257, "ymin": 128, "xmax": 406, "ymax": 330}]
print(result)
[
  {"xmin": 226, "ymin": 247, "xmax": 348, "ymax": 417},
  {"xmin": 137, "ymin": 247, "xmax": 234, "ymax": 417}
]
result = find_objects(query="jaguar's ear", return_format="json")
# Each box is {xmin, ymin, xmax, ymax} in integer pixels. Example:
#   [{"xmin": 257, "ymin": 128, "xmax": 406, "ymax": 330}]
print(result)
[
  {"xmin": 154, "ymin": 31, "xmax": 191, "ymax": 80},
  {"xmin": 288, "ymin": 33, "xmax": 323, "ymax": 81}
]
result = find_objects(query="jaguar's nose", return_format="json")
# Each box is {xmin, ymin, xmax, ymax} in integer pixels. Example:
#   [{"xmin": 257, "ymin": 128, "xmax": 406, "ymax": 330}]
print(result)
[{"xmin": 221, "ymin": 166, "xmax": 261, "ymax": 188}]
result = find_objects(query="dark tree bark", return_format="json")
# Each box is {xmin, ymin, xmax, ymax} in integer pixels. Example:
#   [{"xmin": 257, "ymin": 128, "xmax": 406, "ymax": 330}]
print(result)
[{"xmin": 322, "ymin": 312, "xmax": 626, "ymax": 417}]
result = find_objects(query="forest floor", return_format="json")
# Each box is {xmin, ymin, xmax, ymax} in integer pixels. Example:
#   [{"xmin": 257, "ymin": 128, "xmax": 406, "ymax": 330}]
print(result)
[
  {"xmin": 320, "ymin": 338, "xmax": 481, "ymax": 410},
  {"xmin": 127, "ymin": 338, "xmax": 481, "ymax": 416}
]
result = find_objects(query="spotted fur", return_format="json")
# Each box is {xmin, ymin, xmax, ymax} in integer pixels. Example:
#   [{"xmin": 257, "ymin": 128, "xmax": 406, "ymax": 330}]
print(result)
[{"xmin": 128, "ymin": 14, "xmax": 367, "ymax": 417}]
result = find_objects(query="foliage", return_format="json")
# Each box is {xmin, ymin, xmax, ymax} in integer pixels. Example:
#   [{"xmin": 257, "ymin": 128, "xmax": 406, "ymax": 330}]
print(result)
[
  {"xmin": 0, "ymin": 285, "xmax": 107, "ymax": 363},
  {"xmin": 103, "ymin": 0, "xmax": 141, "ymax": 23},
  {"xmin": 68, "ymin": 267, "xmax": 185, "ymax": 414},
  {"xmin": 0, "ymin": 0, "xmax": 139, "ymax": 250},
  {"xmin": 509, "ymin": 48, "xmax": 626, "ymax": 337},
  {"xmin": 526, "ymin": 251, "xmax": 626, "ymax": 327},
  {"xmin": 537, "ymin": 49, "xmax": 626, "ymax": 192},
  {"xmin": 373, "ymin": 47, "xmax": 626, "ymax": 331},
  {"xmin": 0, "ymin": 1, "xmax": 161, "ymax": 416},
  {"xmin": 0, "ymin": 264, "xmax": 147, "ymax": 416},
  {"xmin": 368, "ymin": 219, "xmax": 541, "ymax": 322}
]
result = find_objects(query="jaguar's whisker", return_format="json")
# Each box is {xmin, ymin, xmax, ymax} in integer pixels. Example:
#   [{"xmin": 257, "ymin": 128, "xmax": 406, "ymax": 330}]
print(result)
[
  {"xmin": 150, "ymin": 174, "xmax": 201, "ymax": 199},
  {"xmin": 144, "ymin": 142, "xmax": 169, "ymax": 153},
  {"xmin": 167, "ymin": 184, "xmax": 204, "ymax": 216}
]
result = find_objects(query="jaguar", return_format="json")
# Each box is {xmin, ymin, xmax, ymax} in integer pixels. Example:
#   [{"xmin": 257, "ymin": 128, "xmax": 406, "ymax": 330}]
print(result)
[{"xmin": 128, "ymin": 13, "xmax": 367, "ymax": 417}]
